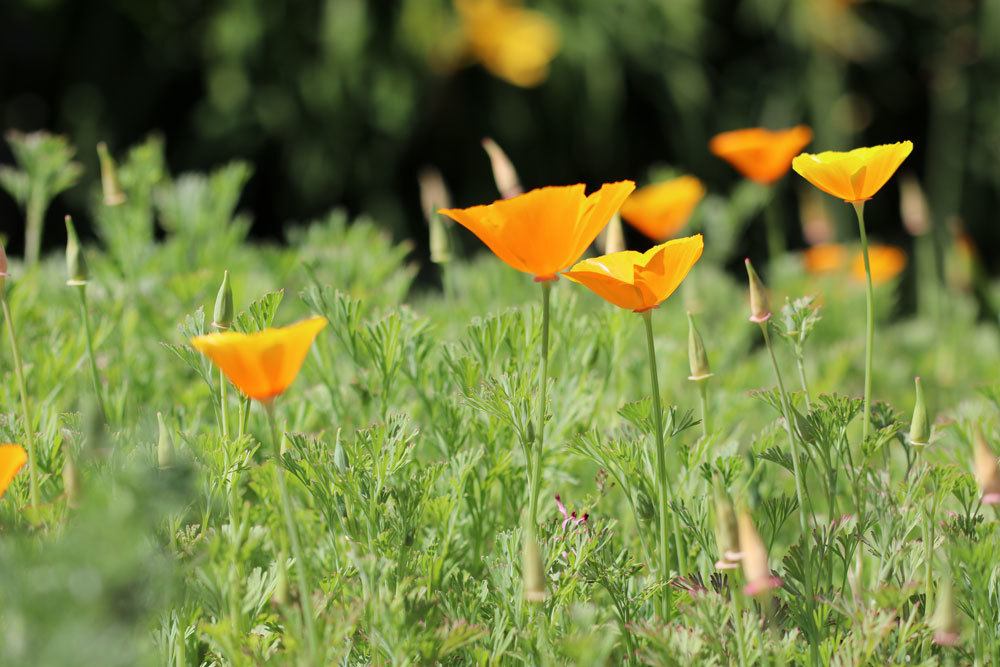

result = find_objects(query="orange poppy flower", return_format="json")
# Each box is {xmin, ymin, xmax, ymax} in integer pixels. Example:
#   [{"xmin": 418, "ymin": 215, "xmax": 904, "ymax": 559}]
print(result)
[
  {"xmin": 619, "ymin": 176, "xmax": 705, "ymax": 240},
  {"xmin": 456, "ymin": 0, "xmax": 560, "ymax": 88},
  {"xmin": 851, "ymin": 245, "xmax": 907, "ymax": 284},
  {"xmin": 191, "ymin": 316, "xmax": 328, "ymax": 401},
  {"xmin": 439, "ymin": 181, "xmax": 635, "ymax": 281},
  {"xmin": 563, "ymin": 234, "xmax": 703, "ymax": 312},
  {"xmin": 0, "ymin": 444, "xmax": 27, "ymax": 499},
  {"xmin": 802, "ymin": 243, "xmax": 848, "ymax": 275},
  {"xmin": 792, "ymin": 141, "xmax": 913, "ymax": 203},
  {"xmin": 709, "ymin": 126, "xmax": 813, "ymax": 184}
]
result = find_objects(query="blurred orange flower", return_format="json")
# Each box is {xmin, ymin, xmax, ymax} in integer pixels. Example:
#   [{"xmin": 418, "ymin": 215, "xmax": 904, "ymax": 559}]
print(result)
[
  {"xmin": 563, "ymin": 234, "xmax": 703, "ymax": 312},
  {"xmin": 710, "ymin": 126, "xmax": 813, "ymax": 184},
  {"xmin": 620, "ymin": 176, "xmax": 705, "ymax": 240},
  {"xmin": 440, "ymin": 181, "xmax": 635, "ymax": 281},
  {"xmin": 191, "ymin": 316, "xmax": 328, "ymax": 401},
  {"xmin": 802, "ymin": 243, "xmax": 848, "ymax": 275},
  {"xmin": 0, "ymin": 444, "xmax": 27, "ymax": 499},
  {"xmin": 851, "ymin": 245, "xmax": 907, "ymax": 284},
  {"xmin": 456, "ymin": 0, "xmax": 559, "ymax": 88},
  {"xmin": 792, "ymin": 141, "xmax": 913, "ymax": 203}
]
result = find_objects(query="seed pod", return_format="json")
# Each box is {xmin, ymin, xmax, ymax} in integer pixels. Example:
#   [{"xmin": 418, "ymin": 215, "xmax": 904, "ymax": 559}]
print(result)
[
  {"xmin": 931, "ymin": 575, "xmax": 960, "ymax": 646},
  {"xmin": 482, "ymin": 137, "xmax": 523, "ymax": 199},
  {"xmin": 65, "ymin": 216, "xmax": 88, "ymax": 286},
  {"xmin": 687, "ymin": 312, "xmax": 712, "ymax": 381},
  {"xmin": 63, "ymin": 453, "xmax": 81, "ymax": 509},
  {"xmin": 212, "ymin": 270, "xmax": 234, "ymax": 330},
  {"xmin": 908, "ymin": 377, "xmax": 930, "ymax": 446},
  {"xmin": 157, "ymin": 412, "xmax": 174, "ymax": 470},
  {"xmin": 97, "ymin": 142, "xmax": 126, "ymax": 207},
  {"xmin": 712, "ymin": 475, "xmax": 739, "ymax": 569},
  {"xmin": 972, "ymin": 425, "xmax": 1000, "ymax": 505},
  {"xmin": 744, "ymin": 259, "xmax": 771, "ymax": 323},
  {"xmin": 737, "ymin": 508, "xmax": 782, "ymax": 596},
  {"xmin": 522, "ymin": 529, "xmax": 547, "ymax": 602}
]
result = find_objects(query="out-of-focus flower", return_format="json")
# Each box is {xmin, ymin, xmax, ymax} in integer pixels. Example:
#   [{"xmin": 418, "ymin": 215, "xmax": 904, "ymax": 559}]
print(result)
[
  {"xmin": 850, "ymin": 245, "xmax": 906, "ymax": 284},
  {"xmin": 792, "ymin": 142, "xmax": 913, "ymax": 203},
  {"xmin": 191, "ymin": 316, "xmax": 328, "ymax": 402},
  {"xmin": 799, "ymin": 187, "xmax": 837, "ymax": 245},
  {"xmin": 456, "ymin": 0, "xmax": 560, "ymax": 88},
  {"xmin": 0, "ymin": 443, "xmax": 27, "ymax": 499},
  {"xmin": 802, "ymin": 243, "xmax": 848, "ymax": 275},
  {"xmin": 973, "ymin": 425, "xmax": 1000, "ymax": 505},
  {"xmin": 563, "ymin": 235, "xmax": 703, "ymax": 312},
  {"xmin": 899, "ymin": 174, "xmax": 930, "ymax": 237},
  {"xmin": 710, "ymin": 126, "xmax": 813, "ymax": 184},
  {"xmin": 619, "ymin": 176, "xmax": 705, "ymax": 240},
  {"xmin": 440, "ymin": 181, "xmax": 634, "ymax": 281},
  {"xmin": 737, "ymin": 508, "xmax": 782, "ymax": 596}
]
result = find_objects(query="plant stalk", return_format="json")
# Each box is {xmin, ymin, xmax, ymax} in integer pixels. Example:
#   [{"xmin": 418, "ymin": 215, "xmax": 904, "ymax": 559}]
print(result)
[
  {"xmin": 76, "ymin": 286, "xmax": 108, "ymax": 422},
  {"xmin": 527, "ymin": 281, "xmax": 551, "ymax": 527},
  {"xmin": 2, "ymin": 295, "xmax": 39, "ymax": 507},
  {"xmin": 852, "ymin": 202, "xmax": 875, "ymax": 444}
]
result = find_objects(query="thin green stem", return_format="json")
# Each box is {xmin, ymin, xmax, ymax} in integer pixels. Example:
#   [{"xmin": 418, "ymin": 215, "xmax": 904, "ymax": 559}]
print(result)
[
  {"xmin": 795, "ymin": 350, "xmax": 812, "ymax": 411},
  {"xmin": 264, "ymin": 403, "xmax": 319, "ymax": 662},
  {"xmin": 698, "ymin": 381, "xmax": 710, "ymax": 438},
  {"xmin": 764, "ymin": 187, "xmax": 785, "ymax": 264},
  {"xmin": 527, "ymin": 281, "xmax": 551, "ymax": 527},
  {"xmin": 24, "ymin": 191, "xmax": 44, "ymax": 268},
  {"xmin": 730, "ymin": 574, "xmax": 748, "ymax": 667},
  {"xmin": 2, "ymin": 295, "xmax": 39, "ymax": 507},
  {"xmin": 852, "ymin": 202, "xmax": 875, "ymax": 445},
  {"xmin": 76, "ymin": 286, "xmax": 108, "ymax": 421},
  {"xmin": 219, "ymin": 368, "xmax": 229, "ymax": 440}
]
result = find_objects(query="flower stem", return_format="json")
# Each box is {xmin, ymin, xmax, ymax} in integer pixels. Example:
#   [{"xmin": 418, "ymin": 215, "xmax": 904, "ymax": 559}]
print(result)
[
  {"xmin": 2, "ymin": 295, "xmax": 39, "ymax": 507},
  {"xmin": 852, "ymin": 202, "xmax": 875, "ymax": 444},
  {"xmin": 527, "ymin": 281, "xmax": 551, "ymax": 527},
  {"xmin": 794, "ymin": 350, "xmax": 812, "ymax": 411},
  {"xmin": 264, "ymin": 403, "xmax": 319, "ymax": 662},
  {"xmin": 220, "ymin": 368, "xmax": 229, "ymax": 440},
  {"xmin": 730, "ymin": 574, "xmax": 748, "ymax": 667},
  {"xmin": 75, "ymin": 286, "xmax": 108, "ymax": 422},
  {"xmin": 24, "ymin": 191, "xmax": 44, "ymax": 268},
  {"xmin": 698, "ymin": 381, "xmax": 710, "ymax": 438}
]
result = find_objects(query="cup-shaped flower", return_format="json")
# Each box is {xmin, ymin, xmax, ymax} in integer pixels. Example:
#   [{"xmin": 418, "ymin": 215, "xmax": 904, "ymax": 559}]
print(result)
[
  {"xmin": 792, "ymin": 141, "xmax": 913, "ymax": 203},
  {"xmin": 620, "ymin": 176, "xmax": 705, "ymax": 240},
  {"xmin": 851, "ymin": 244, "xmax": 906, "ymax": 284},
  {"xmin": 0, "ymin": 444, "xmax": 27, "ymax": 499},
  {"xmin": 562, "ymin": 234, "xmax": 703, "ymax": 312},
  {"xmin": 802, "ymin": 243, "xmax": 848, "ymax": 275},
  {"xmin": 439, "ymin": 181, "xmax": 635, "ymax": 281},
  {"xmin": 710, "ymin": 125, "xmax": 813, "ymax": 184},
  {"xmin": 191, "ymin": 316, "xmax": 327, "ymax": 402}
]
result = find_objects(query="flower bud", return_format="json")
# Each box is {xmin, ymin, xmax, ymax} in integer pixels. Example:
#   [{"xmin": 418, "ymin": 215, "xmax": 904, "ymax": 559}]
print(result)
[
  {"xmin": 973, "ymin": 425, "xmax": 1000, "ymax": 505},
  {"xmin": 601, "ymin": 212, "xmax": 626, "ymax": 254},
  {"xmin": 522, "ymin": 529, "xmax": 547, "ymax": 602},
  {"xmin": 687, "ymin": 312, "xmax": 712, "ymax": 381},
  {"xmin": 65, "ymin": 215, "xmax": 88, "ymax": 286},
  {"xmin": 737, "ymin": 508, "xmax": 782, "ymax": 596},
  {"xmin": 212, "ymin": 270, "xmax": 234, "ymax": 330},
  {"xmin": 157, "ymin": 411, "xmax": 174, "ymax": 470},
  {"xmin": 849, "ymin": 547, "xmax": 865, "ymax": 602},
  {"xmin": 931, "ymin": 575, "xmax": 960, "ymax": 646},
  {"xmin": 97, "ymin": 142, "xmax": 126, "ymax": 207},
  {"xmin": 908, "ymin": 377, "xmax": 930, "ymax": 446},
  {"xmin": 744, "ymin": 259, "xmax": 771, "ymax": 323},
  {"xmin": 899, "ymin": 174, "xmax": 930, "ymax": 237},
  {"xmin": 482, "ymin": 137, "xmax": 523, "ymax": 199},
  {"xmin": 419, "ymin": 167, "xmax": 453, "ymax": 265},
  {"xmin": 63, "ymin": 453, "xmax": 81, "ymax": 509},
  {"xmin": 712, "ymin": 475, "xmax": 740, "ymax": 569},
  {"xmin": 272, "ymin": 550, "xmax": 289, "ymax": 606}
]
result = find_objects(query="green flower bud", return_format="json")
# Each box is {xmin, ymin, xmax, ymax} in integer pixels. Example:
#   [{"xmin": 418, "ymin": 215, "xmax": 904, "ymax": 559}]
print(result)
[
  {"xmin": 63, "ymin": 453, "xmax": 81, "ymax": 509},
  {"xmin": 157, "ymin": 411, "xmax": 175, "ymax": 470},
  {"xmin": 908, "ymin": 376, "xmax": 930, "ymax": 446},
  {"xmin": 931, "ymin": 574, "xmax": 960, "ymax": 646},
  {"xmin": 97, "ymin": 142, "xmax": 126, "ymax": 207},
  {"xmin": 419, "ymin": 167, "xmax": 453, "ymax": 265},
  {"xmin": 711, "ymin": 475, "xmax": 739, "ymax": 570},
  {"xmin": 65, "ymin": 215, "xmax": 88, "ymax": 285},
  {"xmin": 744, "ymin": 258, "xmax": 770, "ymax": 323},
  {"xmin": 212, "ymin": 270, "xmax": 234, "ymax": 330},
  {"xmin": 522, "ymin": 528, "xmax": 547, "ymax": 602},
  {"xmin": 687, "ymin": 312, "xmax": 712, "ymax": 381}
]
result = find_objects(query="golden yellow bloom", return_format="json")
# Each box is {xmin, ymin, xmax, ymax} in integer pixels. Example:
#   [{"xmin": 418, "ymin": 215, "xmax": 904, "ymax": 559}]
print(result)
[
  {"xmin": 710, "ymin": 125, "xmax": 813, "ymax": 184},
  {"xmin": 851, "ymin": 244, "xmax": 907, "ymax": 284},
  {"xmin": 191, "ymin": 316, "xmax": 328, "ymax": 401},
  {"xmin": 563, "ymin": 235, "xmax": 703, "ymax": 312},
  {"xmin": 0, "ymin": 444, "xmax": 27, "ymax": 499},
  {"xmin": 619, "ymin": 176, "xmax": 705, "ymax": 240},
  {"xmin": 802, "ymin": 243, "xmax": 848, "ymax": 275},
  {"xmin": 456, "ymin": 0, "xmax": 559, "ymax": 88},
  {"xmin": 440, "ymin": 181, "xmax": 635, "ymax": 281},
  {"xmin": 792, "ymin": 141, "xmax": 913, "ymax": 203}
]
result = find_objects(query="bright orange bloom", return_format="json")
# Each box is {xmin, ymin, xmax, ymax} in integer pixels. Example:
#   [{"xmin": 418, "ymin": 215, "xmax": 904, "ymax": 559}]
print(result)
[
  {"xmin": 440, "ymin": 181, "xmax": 635, "ymax": 281},
  {"xmin": 792, "ymin": 141, "xmax": 913, "ymax": 203},
  {"xmin": 563, "ymin": 234, "xmax": 703, "ymax": 312},
  {"xmin": 456, "ymin": 0, "xmax": 560, "ymax": 88},
  {"xmin": 851, "ymin": 245, "xmax": 907, "ymax": 284},
  {"xmin": 802, "ymin": 243, "xmax": 848, "ymax": 275},
  {"xmin": 620, "ymin": 176, "xmax": 705, "ymax": 240},
  {"xmin": 709, "ymin": 126, "xmax": 813, "ymax": 184},
  {"xmin": 191, "ymin": 316, "xmax": 328, "ymax": 401},
  {"xmin": 0, "ymin": 444, "xmax": 27, "ymax": 499}
]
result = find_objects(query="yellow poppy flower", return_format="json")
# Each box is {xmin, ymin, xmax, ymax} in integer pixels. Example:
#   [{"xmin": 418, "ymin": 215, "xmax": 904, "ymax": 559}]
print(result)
[
  {"xmin": 563, "ymin": 234, "xmax": 703, "ymax": 312},
  {"xmin": 456, "ymin": 0, "xmax": 560, "ymax": 88},
  {"xmin": 440, "ymin": 181, "xmax": 635, "ymax": 281},
  {"xmin": 802, "ymin": 243, "xmax": 848, "ymax": 275},
  {"xmin": 191, "ymin": 316, "xmax": 328, "ymax": 401},
  {"xmin": 710, "ymin": 125, "xmax": 813, "ymax": 184},
  {"xmin": 0, "ymin": 444, "xmax": 27, "ymax": 499},
  {"xmin": 620, "ymin": 176, "xmax": 705, "ymax": 240},
  {"xmin": 851, "ymin": 244, "xmax": 906, "ymax": 284},
  {"xmin": 792, "ymin": 141, "xmax": 913, "ymax": 203}
]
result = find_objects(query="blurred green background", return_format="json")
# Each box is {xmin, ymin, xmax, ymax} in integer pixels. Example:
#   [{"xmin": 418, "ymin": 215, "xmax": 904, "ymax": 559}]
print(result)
[{"xmin": 1, "ymin": 0, "xmax": 998, "ymax": 269}]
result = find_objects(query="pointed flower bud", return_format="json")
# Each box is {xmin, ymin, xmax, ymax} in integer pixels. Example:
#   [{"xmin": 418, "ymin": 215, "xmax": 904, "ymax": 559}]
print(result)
[
  {"xmin": 908, "ymin": 377, "xmax": 930, "ymax": 446},
  {"xmin": 899, "ymin": 174, "xmax": 930, "ymax": 237},
  {"xmin": 65, "ymin": 216, "xmax": 88, "ymax": 286},
  {"xmin": 63, "ymin": 453, "xmax": 81, "ymax": 508},
  {"xmin": 522, "ymin": 529, "xmax": 547, "ymax": 602},
  {"xmin": 157, "ymin": 411, "xmax": 174, "ymax": 470},
  {"xmin": 744, "ymin": 259, "xmax": 771, "ymax": 323},
  {"xmin": 482, "ymin": 137, "xmax": 523, "ymax": 199},
  {"xmin": 687, "ymin": 312, "xmax": 712, "ymax": 381},
  {"xmin": 602, "ymin": 212, "xmax": 626, "ymax": 254},
  {"xmin": 712, "ymin": 475, "xmax": 740, "ymax": 569},
  {"xmin": 973, "ymin": 425, "xmax": 1000, "ymax": 505},
  {"xmin": 737, "ymin": 508, "xmax": 782, "ymax": 596},
  {"xmin": 931, "ymin": 575, "xmax": 960, "ymax": 646},
  {"xmin": 97, "ymin": 142, "xmax": 126, "ymax": 207},
  {"xmin": 212, "ymin": 270, "xmax": 234, "ymax": 330},
  {"xmin": 419, "ymin": 167, "xmax": 453, "ymax": 265}
]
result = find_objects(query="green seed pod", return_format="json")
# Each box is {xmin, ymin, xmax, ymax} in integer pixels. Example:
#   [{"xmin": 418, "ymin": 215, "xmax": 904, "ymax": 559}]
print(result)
[
  {"xmin": 908, "ymin": 376, "xmax": 930, "ymax": 446},
  {"xmin": 157, "ymin": 411, "xmax": 174, "ymax": 470},
  {"xmin": 63, "ymin": 453, "xmax": 81, "ymax": 509},
  {"xmin": 522, "ymin": 529, "xmax": 546, "ymax": 602},
  {"xmin": 687, "ymin": 312, "xmax": 712, "ymax": 381},
  {"xmin": 65, "ymin": 215, "xmax": 88, "ymax": 285},
  {"xmin": 744, "ymin": 258, "xmax": 770, "ymax": 323},
  {"xmin": 97, "ymin": 142, "xmax": 126, "ymax": 207},
  {"xmin": 212, "ymin": 270, "xmax": 234, "ymax": 330}
]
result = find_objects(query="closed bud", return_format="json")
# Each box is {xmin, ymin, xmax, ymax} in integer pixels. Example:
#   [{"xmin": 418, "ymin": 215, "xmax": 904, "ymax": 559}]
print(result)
[
  {"xmin": 601, "ymin": 212, "xmax": 626, "ymax": 254},
  {"xmin": 63, "ymin": 453, "xmax": 81, "ymax": 509},
  {"xmin": 931, "ymin": 575, "xmax": 960, "ymax": 646},
  {"xmin": 737, "ymin": 508, "xmax": 782, "ymax": 596},
  {"xmin": 972, "ymin": 425, "xmax": 1000, "ymax": 505},
  {"xmin": 419, "ymin": 167, "xmax": 453, "ymax": 265},
  {"xmin": 908, "ymin": 377, "xmax": 930, "ymax": 446},
  {"xmin": 522, "ymin": 529, "xmax": 547, "ymax": 602},
  {"xmin": 712, "ymin": 475, "xmax": 740, "ymax": 569},
  {"xmin": 744, "ymin": 259, "xmax": 771, "ymax": 323},
  {"xmin": 687, "ymin": 312, "xmax": 712, "ymax": 381},
  {"xmin": 899, "ymin": 174, "xmax": 930, "ymax": 237},
  {"xmin": 482, "ymin": 137, "xmax": 523, "ymax": 199},
  {"xmin": 97, "ymin": 142, "xmax": 126, "ymax": 207},
  {"xmin": 65, "ymin": 216, "xmax": 88, "ymax": 286},
  {"xmin": 157, "ymin": 411, "xmax": 174, "ymax": 470},
  {"xmin": 212, "ymin": 270, "xmax": 234, "ymax": 330}
]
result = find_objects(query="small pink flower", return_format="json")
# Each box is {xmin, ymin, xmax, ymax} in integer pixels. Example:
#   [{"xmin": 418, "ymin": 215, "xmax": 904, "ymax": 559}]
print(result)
[
  {"xmin": 554, "ymin": 494, "xmax": 589, "ymax": 530},
  {"xmin": 743, "ymin": 575, "xmax": 783, "ymax": 596}
]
